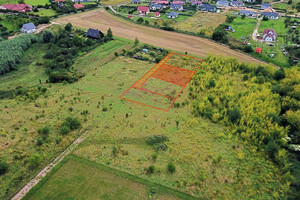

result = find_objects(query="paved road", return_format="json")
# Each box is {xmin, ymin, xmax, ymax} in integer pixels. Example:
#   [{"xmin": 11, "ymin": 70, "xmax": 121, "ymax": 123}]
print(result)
[{"xmin": 55, "ymin": 8, "xmax": 267, "ymax": 64}]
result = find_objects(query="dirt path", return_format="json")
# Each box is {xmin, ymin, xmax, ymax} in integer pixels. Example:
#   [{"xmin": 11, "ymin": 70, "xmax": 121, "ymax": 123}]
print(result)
[
  {"xmin": 10, "ymin": 131, "xmax": 89, "ymax": 200},
  {"xmin": 55, "ymin": 9, "xmax": 267, "ymax": 64},
  {"xmin": 252, "ymin": 18, "xmax": 261, "ymax": 42}
]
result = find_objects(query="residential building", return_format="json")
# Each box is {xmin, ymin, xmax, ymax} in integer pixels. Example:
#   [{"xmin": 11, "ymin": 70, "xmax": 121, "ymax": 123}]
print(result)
[
  {"xmin": 261, "ymin": 3, "xmax": 270, "ymax": 10},
  {"xmin": 86, "ymin": 28, "xmax": 104, "ymax": 39},
  {"xmin": 262, "ymin": 12, "xmax": 279, "ymax": 20},
  {"xmin": 132, "ymin": 0, "xmax": 141, "ymax": 3},
  {"xmin": 167, "ymin": 12, "xmax": 178, "ymax": 18},
  {"xmin": 240, "ymin": 10, "xmax": 254, "ymax": 16},
  {"xmin": 149, "ymin": 3, "xmax": 164, "ymax": 10},
  {"xmin": 262, "ymin": 28, "xmax": 277, "ymax": 42},
  {"xmin": 1, "ymin": 4, "xmax": 32, "ymax": 12},
  {"xmin": 230, "ymin": 1, "xmax": 244, "ymax": 7},
  {"xmin": 170, "ymin": 3, "xmax": 183, "ymax": 11},
  {"xmin": 20, "ymin": 22, "xmax": 36, "ymax": 34},
  {"xmin": 216, "ymin": 0, "xmax": 229, "ymax": 7},
  {"xmin": 137, "ymin": 6, "xmax": 150, "ymax": 15},
  {"xmin": 74, "ymin": 4, "xmax": 84, "ymax": 9},
  {"xmin": 201, "ymin": 4, "xmax": 216, "ymax": 12}
]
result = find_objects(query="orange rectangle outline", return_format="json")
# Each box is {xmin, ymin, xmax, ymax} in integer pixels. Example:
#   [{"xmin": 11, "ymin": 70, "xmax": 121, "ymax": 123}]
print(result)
[{"xmin": 119, "ymin": 52, "xmax": 204, "ymax": 112}]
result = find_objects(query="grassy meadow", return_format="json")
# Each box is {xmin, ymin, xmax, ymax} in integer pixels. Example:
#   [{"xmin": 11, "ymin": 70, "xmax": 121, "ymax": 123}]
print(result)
[
  {"xmin": 15, "ymin": 44, "xmax": 287, "ymax": 199},
  {"xmin": 0, "ymin": 28, "xmax": 295, "ymax": 199},
  {"xmin": 227, "ymin": 17, "xmax": 257, "ymax": 41},
  {"xmin": 33, "ymin": 9, "xmax": 57, "ymax": 17}
]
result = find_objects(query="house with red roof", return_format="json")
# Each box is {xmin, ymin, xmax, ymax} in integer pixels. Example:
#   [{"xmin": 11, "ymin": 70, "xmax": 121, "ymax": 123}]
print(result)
[
  {"xmin": 152, "ymin": 0, "xmax": 169, "ymax": 8},
  {"xmin": 1, "ymin": 4, "xmax": 32, "ymax": 12},
  {"xmin": 137, "ymin": 6, "xmax": 149, "ymax": 15},
  {"xmin": 154, "ymin": 12, "xmax": 160, "ymax": 17},
  {"xmin": 262, "ymin": 28, "xmax": 277, "ymax": 42},
  {"xmin": 173, "ymin": 1, "xmax": 185, "ymax": 5},
  {"xmin": 74, "ymin": 4, "xmax": 84, "ymax": 9}
]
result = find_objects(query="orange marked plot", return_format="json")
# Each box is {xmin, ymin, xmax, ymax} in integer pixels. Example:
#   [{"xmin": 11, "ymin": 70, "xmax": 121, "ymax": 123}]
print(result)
[
  {"xmin": 151, "ymin": 64, "xmax": 194, "ymax": 86},
  {"xmin": 120, "ymin": 52, "xmax": 204, "ymax": 111}
]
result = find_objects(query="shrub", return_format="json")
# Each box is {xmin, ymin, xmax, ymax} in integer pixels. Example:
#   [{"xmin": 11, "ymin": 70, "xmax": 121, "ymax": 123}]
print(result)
[
  {"xmin": 146, "ymin": 135, "xmax": 168, "ymax": 145},
  {"xmin": 36, "ymin": 138, "xmax": 43, "ymax": 146},
  {"xmin": 65, "ymin": 22, "xmax": 72, "ymax": 32},
  {"xmin": 60, "ymin": 125, "xmax": 70, "ymax": 135},
  {"xmin": 208, "ymin": 79, "xmax": 216, "ymax": 88},
  {"xmin": 147, "ymin": 165, "xmax": 155, "ymax": 174},
  {"xmin": 137, "ymin": 17, "xmax": 144, "ymax": 23},
  {"xmin": 114, "ymin": 52, "xmax": 119, "ymax": 57},
  {"xmin": 228, "ymin": 106, "xmax": 242, "ymax": 123},
  {"xmin": 274, "ymin": 69, "xmax": 285, "ymax": 80},
  {"xmin": 243, "ymin": 45, "xmax": 253, "ymax": 53},
  {"xmin": 152, "ymin": 152, "xmax": 158, "ymax": 161},
  {"xmin": 0, "ymin": 161, "xmax": 8, "ymax": 175},
  {"xmin": 28, "ymin": 154, "xmax": 42, "ymax": 168},
  {"xmin": 64, "ymin": 116, "xmax": 81, "ymax": 130},
  {"xmin": 167, "ymin": 162, "xmax": 176, "ymax": 173},
  {"xmin": 38, "ymin": 126, "xmax": 50, "ymax": 135},
  {"xmin": 42, "ymin": 30, "xmax": 55, "ymax": 43}
]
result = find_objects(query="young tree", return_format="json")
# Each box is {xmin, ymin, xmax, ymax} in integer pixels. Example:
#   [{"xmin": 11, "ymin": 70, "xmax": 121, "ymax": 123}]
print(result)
[
  {"xmin": 0, "ymin": 161, "xmax": 8, "ymax": 175},
  {"xmin": 241, "ymin": 14, "xmax": 246, "ymax": 19},
  {"xmin": 134, "ymin": 37, "xmax": 139, "ymax": 46},
  {"xmin": 42, "ymin": 30, "xmax": 55, "ymax": 43},
  {"xmin": 137, "ymin": 17, "xmax": 144, "ymax": 23},
  {"xmin": 107, "ymin": 28, "xmax": 113, "ymax": 39},
  {"xmin": 65, "ymin": 22, "xmax": 73, "ymax": 32}
]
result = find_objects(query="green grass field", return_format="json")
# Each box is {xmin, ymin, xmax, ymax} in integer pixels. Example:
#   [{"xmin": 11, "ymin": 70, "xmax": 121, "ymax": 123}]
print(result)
[
  {"xmin": 24, "ymin": 157, "xmax": 179, "ymax": 200},
  {"xmin": 0, "ymin": 32, "xmax": 291, "ymax": 199},
  {"xmin": 33, "ymin": 9, "xmax": 57, "ymax": 17},
  {"xmin": 228, "ymin": 17, "xmax": 257, "ymax": 41},
  {"xmin": 0, "ymin": 0, "xmax": 49, "ymax": 5}
]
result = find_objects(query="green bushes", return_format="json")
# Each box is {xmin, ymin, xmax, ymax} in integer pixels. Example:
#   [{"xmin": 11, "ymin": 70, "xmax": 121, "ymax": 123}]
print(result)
[
  {"xmin": 167, "ymin": 162, "xmax": 176, "ymax": 173},
  {"xmin": 146, "ymin": 135, "xmax": 168, "ymax": 146},
  {"xmin": 0, "ymin": 161, "xmax": 8, "ymax": 175},
  {"xmin": 60, "ymin": 116, "xmax": 81, "ymax": 135},
  {"xmin": 28, "ymin": 154, "xmax": 42, "ymax": 168},
  {"xmin": 42, "ymin": 30, "xmax": 55, "ymax": 43},
  {"xmin": 38, "ymin": 126, "xmax": 50, "ymax": 135},
  {"xmin": 0, "ymin": 34, "xmax": 37, "ymax": 75}
]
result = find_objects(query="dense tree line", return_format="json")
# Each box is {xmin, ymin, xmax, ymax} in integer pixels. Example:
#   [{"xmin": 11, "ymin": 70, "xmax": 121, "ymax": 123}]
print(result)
[
  {"xmin": 188, "ymin": 56, "xmax": 300, "ymax": 198},
  {"xmin": 0, "ymin": 35, "xmax": 37, "ymax": 75}
]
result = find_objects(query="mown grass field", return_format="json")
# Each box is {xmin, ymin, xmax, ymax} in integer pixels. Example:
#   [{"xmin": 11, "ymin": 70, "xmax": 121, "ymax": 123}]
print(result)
[
  {"xmin": 33, "ymin": 9, "xmax": 57, "ymax": 17},
  {"xmin": 24, "ymin": 157, "xmax": 179, "ymax": 200},
  {"xmin": 0, "ymin": 0, "xmax": 49, "ymax": 5},
  {"xmin": 228, "ymin": 17, "xmax": 257, "ymax": 41},
  {"xmin": 174, "ymin": 12, "xmax": 226, "ymax": 36},
  {"xmin": 101, "ymin": 0, "xmax": 131, "ymax": 5}
]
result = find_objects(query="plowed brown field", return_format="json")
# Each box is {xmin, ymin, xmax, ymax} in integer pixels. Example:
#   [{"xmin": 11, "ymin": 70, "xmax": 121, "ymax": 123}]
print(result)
[{"xmin": 55, "ymin": 9, "xmax": 266, "ymax": 64}]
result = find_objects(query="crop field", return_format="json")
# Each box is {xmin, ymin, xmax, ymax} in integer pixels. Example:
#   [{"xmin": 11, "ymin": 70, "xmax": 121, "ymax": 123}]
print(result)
[
  {"xmin": 174, "ymin": 12, "xmax": 226, "ymax": 36},
  {"xmin": 24, "ymin": 157, "xmax": 179, "ymax": 200}
]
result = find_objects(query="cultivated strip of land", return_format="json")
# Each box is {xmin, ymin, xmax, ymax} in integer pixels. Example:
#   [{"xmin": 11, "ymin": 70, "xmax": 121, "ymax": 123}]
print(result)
[{"xmin": 55, "ymin": 8, "xmax": 266, "ymax": 64}]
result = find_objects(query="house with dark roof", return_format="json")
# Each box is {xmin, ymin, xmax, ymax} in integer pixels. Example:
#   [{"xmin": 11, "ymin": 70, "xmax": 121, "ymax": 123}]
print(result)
[
  {"xmin": 149, "ymin": 3, "xmax": 164, "ymax": 10},
  {"xmin": 262, "ymin": 28, "xmax": 277, "ymax": 42},
  {"xmin": 230, "ymin": 1, "xmax": 244, "ymax": 7},
  {"xmin": 21, "ymin": 22, "xmax": 36, "ymax": 34},
  {"xmin": 261, "ymin": 3, "xmax": 270, "ymax": 10},
  {"xmin": 240, "ymin": 10, "xmax": 254, "ymax": 17},
  {"xmin": 170, "ymin": 3, "xmax": 183, "ymax": 11},
  {"xmin": 152, "ymin": 0, "xmax": 170, "ymax": 8},
  {"xmin": 167, "ymin": 12, "xmax": 178, "ymax": 18},
  {"xmin": 216, "ymin": 0, "xmax": 229, "ymax": 7},
  {"xmin": 137, "ymin": 6, "xmax": 150, "ymax": 15},
  {"xmin": 262, "ymin": 12, "xmax": 279, "ymax": 20},
  {"xmin": 244, "ymin": 0, "xmax": 256, "ymax": 2},
  {"xmin": 132, "ymin": 0, "xmax": 141, "ymax": 3},
  {"xmin": 86, "ymin": 28, "xmax": 104, "ymax": 39},
  {"xmin": 201, "ymin": 4, "xmax": 216, "ymax": 12}
]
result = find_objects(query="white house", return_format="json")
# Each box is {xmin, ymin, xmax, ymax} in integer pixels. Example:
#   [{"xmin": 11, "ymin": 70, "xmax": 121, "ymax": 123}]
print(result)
[
  {"xmin": 20, "ymin": 22, "xmax": 36, "ymax": 34},
  {"xmin": 262, "ymin": 28, "xmax": 277, "ymax": 42}
]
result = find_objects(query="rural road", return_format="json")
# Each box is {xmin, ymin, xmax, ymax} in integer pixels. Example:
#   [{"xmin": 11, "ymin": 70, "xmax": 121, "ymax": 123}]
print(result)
[
  {"xmin": 55, "ymin": 9, "xmax": 266, "ymax": 64},
  {"xmin": 252, "ymin": 18, "xmax": 261, "ymax": 42}
]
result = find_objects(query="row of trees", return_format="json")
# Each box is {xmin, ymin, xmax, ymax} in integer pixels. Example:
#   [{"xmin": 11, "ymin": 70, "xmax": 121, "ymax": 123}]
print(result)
[
  {"xmin": 189, "ymin": 56, "xmax": 300, "ymax": 198},
  {"xmin": 0, "ymin": 35, "xmax": 37, "ymax": 75}
]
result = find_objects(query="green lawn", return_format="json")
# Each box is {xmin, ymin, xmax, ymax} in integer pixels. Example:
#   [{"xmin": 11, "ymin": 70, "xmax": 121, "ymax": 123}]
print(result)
[
  {"xmin": 258, "ymin": 18, "xmax": 287, "ymax": 37},
  {"xmin": 25, "ymin": 0, "xmax": 49, "ymax": 6},
  {"xmin": 24, "ymin": 157, "xmax": 179, "ymax": 200},
  {"xmin": 227, "ymin": 17, "xmax": 257, "ymax": 41},
  {"xmin": 32, "ymin": 9, "xmax": 57, "ymax": 17}
]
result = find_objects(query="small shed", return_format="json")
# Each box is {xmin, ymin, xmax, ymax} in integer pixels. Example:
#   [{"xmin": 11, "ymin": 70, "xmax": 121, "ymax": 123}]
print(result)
[
  {"xmin": 256, "ymin": 47, "xmax": 262, "ymax": 54},
  {"xmin": 154, "ymin": 12, "xmax": 160, "ymax": 17}
]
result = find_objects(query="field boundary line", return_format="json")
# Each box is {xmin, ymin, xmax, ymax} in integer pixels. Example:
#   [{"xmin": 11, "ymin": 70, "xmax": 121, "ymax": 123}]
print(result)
[{"xmin": 10, "ymin": 131, "xmax": 89, "ymax": 200}]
